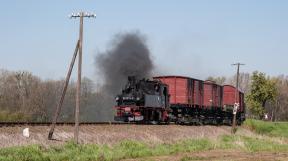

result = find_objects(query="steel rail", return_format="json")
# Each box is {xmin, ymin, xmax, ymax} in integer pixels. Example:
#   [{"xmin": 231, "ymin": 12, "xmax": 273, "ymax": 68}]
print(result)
[{"xmin": 0, "ymin": 122, "xmax": 132, "ymax": 127}]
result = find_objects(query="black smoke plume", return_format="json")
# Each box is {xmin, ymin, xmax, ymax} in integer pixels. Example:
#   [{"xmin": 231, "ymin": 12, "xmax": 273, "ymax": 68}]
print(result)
[
  {"xmin": 96, "ymin": 32, "xmax": 154, "ymax": 94},
  {"xmin": 91, "ymin": 32, "xmax": 154, "ymax": 121}
]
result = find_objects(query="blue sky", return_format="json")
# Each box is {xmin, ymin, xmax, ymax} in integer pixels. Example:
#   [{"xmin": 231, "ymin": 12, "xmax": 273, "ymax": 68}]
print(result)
[{"xmin": 0, "ymin": 1, "xmax": 288, "ymax": 81}]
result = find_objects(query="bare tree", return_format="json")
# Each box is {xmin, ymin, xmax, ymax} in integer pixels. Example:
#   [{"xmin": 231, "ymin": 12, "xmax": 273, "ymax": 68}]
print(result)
[{"xmin": 206, "ymin": 76, "xmax": 226, "ymax": 85}]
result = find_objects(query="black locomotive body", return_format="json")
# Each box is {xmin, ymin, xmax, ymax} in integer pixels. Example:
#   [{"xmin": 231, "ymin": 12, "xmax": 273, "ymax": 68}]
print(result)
[{"xmin": 114, "ymin": 76, "xmax": 170, "ymax": 123}]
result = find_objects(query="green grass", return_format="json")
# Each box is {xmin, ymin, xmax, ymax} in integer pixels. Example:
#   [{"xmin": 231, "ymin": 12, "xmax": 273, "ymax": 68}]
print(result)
[
  {"xmin": 0, "ymin": 135, "xmax": 288, "ymax": 161},
  {"xmin": 244, "ymin": 119, "xmax": 288, "ymax": 138},
  {"xmin": 0, "ymin": 139, "xmax": 214, "ymax": 161},
  {"xmin": 218, "ymin": 135, "xmax": 288, "ymax": 152}
]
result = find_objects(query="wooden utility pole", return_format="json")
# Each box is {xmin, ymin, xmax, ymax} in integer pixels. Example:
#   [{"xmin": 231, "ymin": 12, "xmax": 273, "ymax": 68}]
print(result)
[
  {"xmin": 48, "ymin": 40, "xmax": 79, "ymax": 140},
  {"xmin": 48, "ymin": 12, "xmax": 96, "ymax": 143},
  {"xmin": 74, "ymin": 12, "xmax": 83, "ymax": 144},
  {"xmin": 231, "ymin": 63, "xmax": 244, "ymax": 134}
]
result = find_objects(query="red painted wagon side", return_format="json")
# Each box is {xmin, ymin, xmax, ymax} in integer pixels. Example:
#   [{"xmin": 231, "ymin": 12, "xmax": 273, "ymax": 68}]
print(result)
[
  {"xmin": 153, "ymin": 76, "xmax": 203, "ymax": 107},
  {"xmin": 191, "ymin": 79, "xmax": 203, "ymax": 106},
  {"xmin": 203, "ymin": 81, "xmax": 222, "ymax": 108},
  {"xmin": 154, "ymin": 76, "xmax": 188, "ymax": 104},
  {"xmin": 222, "ymin": 85, "xmax": 245, "ymax": 112}
]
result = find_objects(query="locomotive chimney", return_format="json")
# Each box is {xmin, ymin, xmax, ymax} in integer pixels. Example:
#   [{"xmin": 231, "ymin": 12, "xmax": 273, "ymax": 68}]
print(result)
[{"xmin": 128, "ymin": 76, "xmax": 136, "ymax": 84}]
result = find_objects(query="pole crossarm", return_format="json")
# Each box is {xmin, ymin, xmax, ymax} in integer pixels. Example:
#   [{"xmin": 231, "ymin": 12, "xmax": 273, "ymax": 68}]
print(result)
[
  {"xmin": 232, "ymin": 63, "xmax": 245, "ymax": 66},
  {"xmin": 69, "ymin": 12, "xmax": 96, "ymax": 18}
]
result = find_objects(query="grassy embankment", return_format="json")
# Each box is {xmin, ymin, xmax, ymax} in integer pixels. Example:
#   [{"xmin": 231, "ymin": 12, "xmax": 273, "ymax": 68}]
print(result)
[
  {"xmin": 0, "ymin": 119, "xmax": 287, "ymax": 161},
  {"xmin": 244, "ymin": 119, "xmax": 288, "ymax": 138}
]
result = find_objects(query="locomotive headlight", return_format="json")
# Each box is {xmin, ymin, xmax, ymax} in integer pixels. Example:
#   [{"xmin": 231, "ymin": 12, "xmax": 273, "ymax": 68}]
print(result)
[
  {"xmin": 136, "ymin": 97, "xmax": 140, "ymax": 101},
  {"xmin": 115, "ymin": 97, "xmax": 119, "ymax": 101}
]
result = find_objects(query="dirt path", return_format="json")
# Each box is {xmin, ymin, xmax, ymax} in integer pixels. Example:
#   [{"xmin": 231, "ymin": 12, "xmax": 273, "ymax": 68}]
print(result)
[
  {"xmin": 123, "ymin": 150, "xmax": 288, "ymax": 161},
  {"xmin": 0, "ymin": 124, "xmax": 237, "ymax": 148}
]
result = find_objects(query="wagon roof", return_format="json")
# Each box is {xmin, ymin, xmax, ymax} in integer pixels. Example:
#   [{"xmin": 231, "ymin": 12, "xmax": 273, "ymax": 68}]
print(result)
[
  {"xmin": 153, "ymin": 75, "xmax": 203, "ymax": 82},
  {"xmin": 223, "ymin": 84, "xmax": 244, "ymax": 93}
]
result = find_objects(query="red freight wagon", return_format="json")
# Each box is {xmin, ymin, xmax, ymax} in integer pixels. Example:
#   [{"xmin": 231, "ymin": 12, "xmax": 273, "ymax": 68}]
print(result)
[
  {"xmin": 153, "ymin": 76, "xmax": 203, "ymax": 107},
  {"xmin": 222, "ymin": 85, "xmax": 245, "ymax": 112},
  {"xmin": 203, "ymin": 81, "xmax": 222, "ymax": 108}
]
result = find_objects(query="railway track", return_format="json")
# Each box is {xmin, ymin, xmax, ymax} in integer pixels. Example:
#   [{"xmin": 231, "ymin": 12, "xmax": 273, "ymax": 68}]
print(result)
[
  {"xmin": 0, "ymin": 121, "xmax": 174, "ymax": 127},
  {"xmin": 0, "ymin": 121, "xmax": 131, "ymax": 127}
]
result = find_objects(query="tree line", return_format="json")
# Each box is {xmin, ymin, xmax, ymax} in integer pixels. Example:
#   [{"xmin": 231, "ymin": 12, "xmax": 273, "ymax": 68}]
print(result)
[
  {"xmin": 0, "ymin": 69, "xmax": 113, "ymax": 122},
  {"xmin": 0, "ymin": 68, "xmax": 287, "ymax": 122}
]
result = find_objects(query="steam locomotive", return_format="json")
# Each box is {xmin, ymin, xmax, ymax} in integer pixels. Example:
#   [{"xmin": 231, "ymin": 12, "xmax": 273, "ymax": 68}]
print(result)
[
  {"xmin": 114, "ymin": 76, "xmax": 170, "ymax": 124},
  {"xmin": 114, "ymin": 76, "xmax": 245, "ymax": 125}
]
